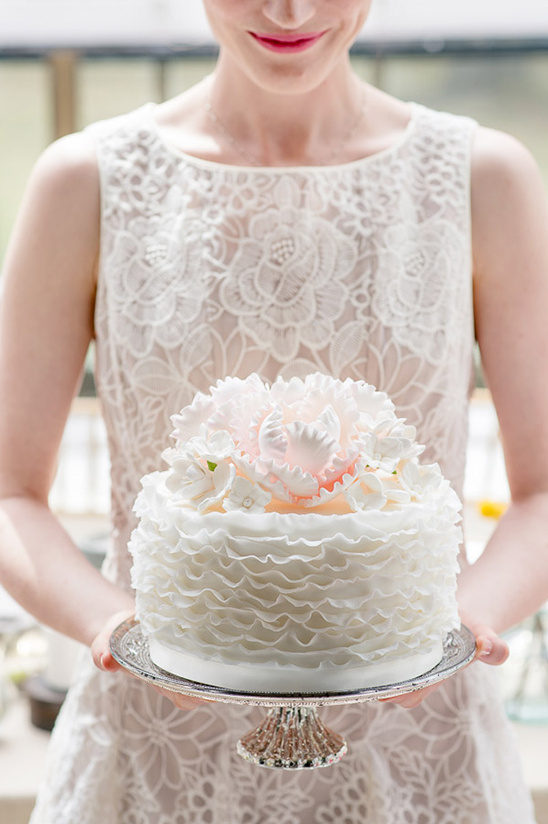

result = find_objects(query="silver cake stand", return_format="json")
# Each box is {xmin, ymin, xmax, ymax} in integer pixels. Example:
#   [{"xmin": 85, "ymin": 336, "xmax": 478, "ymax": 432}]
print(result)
[{"xmin": 110, "ymin": 618, "xmax": 476, "ymax": 770}]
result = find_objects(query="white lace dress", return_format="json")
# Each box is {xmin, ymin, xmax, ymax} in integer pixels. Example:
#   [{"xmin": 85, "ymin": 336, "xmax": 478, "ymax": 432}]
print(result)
[{"xmin": 30, "ymin": 102, "xmax": 536, "ymax": 824}]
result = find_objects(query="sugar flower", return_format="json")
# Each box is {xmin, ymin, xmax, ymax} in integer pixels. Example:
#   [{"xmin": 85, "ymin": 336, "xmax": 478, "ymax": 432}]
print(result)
[
  {"xmin": 345, "ymin": 472, "xmax": 387, "ymax": 511},
  {"xmin": 162, "ymin": 433, "xmax": 236, "ymax": 513},
  {"xmin": 165, "ymin": 373, "xmax": 433, "ymax": 512},
  {"xmin": 223, "ymin": 476, "xmax": 272, "ymax": 514}
]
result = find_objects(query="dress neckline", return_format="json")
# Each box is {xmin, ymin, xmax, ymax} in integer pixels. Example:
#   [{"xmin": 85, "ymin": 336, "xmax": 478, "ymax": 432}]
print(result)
[{"xmin": 143, "ymin": 101, "xmax": 421, "ymax": 174}]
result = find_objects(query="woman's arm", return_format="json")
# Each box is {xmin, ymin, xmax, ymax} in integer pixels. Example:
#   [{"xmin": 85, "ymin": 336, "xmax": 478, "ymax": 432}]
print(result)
[
  {"xmin": 384, "ymin": 127, "xmax": 548, "ymax": 708},
  {"xmin": 457, "ymin": 127, "xmax": 548, "ymax": 629},
  {"xmin": 0, "ymin": 136, "xmax": 206, "ymax": 710},
  {"xmin": 0, "ymin": 134, "xmax": 134, "ymax": 654}
]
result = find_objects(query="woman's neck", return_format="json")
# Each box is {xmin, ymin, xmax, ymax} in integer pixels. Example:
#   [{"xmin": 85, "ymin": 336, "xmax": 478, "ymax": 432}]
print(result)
[
  {"xmin": 206, "ymin": 55, "xmax": 366, "ymax": 166},
  {"xmin": 153, "ymin": 60, "xmax": 413, "ymax": 169}
]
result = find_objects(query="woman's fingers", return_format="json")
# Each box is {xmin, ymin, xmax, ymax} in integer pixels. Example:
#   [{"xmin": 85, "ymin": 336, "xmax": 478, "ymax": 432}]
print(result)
[
  {"xmin": 378, "ymin": 622, "xmax": 509, "ymax": 708},
  {"xmin": 378, "ymin": 683, "xmax": 439, "ymax": 708},
  {"xmin": 474, "ymin": 629, "xmax": 509, "ymax": 666},
  {"xmin": 150, "ymin": 684, "xmax": 213, "ymax": 711},
  {"xmin": 90, "ymin": 611, "xmax": 213, "ymax": 711},
  {"xmin": 90, "ymin": 609, "xmax": 135, "ymax": 672},
  {"xmin": 462, "ymin": 613, "xmax": 510, "ymax": 666}
]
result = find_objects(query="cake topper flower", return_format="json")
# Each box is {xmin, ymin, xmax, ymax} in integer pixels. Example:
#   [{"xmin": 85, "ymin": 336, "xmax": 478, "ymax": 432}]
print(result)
[
  {"xmin": 166, "ymin": 373, "xmax": 430, "ymax": 513},
  {"xmin": 162, "ymin": 430, "xmax": 236, "ymax": 512},
  {"xmin": 223, "ymin": 476, "xmax": 272, "ymax": 514}
]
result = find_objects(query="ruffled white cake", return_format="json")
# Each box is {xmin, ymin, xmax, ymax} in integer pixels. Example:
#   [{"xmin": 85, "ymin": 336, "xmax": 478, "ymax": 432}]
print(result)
[{"xmin": 129, "ymin": 373, "xmax": 461, "ymax": 693}]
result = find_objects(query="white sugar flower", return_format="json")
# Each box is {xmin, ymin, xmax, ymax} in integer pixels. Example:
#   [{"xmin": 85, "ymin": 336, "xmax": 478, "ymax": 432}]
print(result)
[
  {"xmin": 164, "ymin": 373, "xmax": 430, "ymax": 508},
  {"xmin": 378, "ymin": 474, "xmax": 412, "ymax": 507},
  {"xmin": 345, "ymin": 472, "xmax": 386, "ymax": 512},
  {"xmin": 400, "ymin": 460, "xmax": 442, "ymax": 499},
  {"xmin": 359, "ymin": 425, "xmax": 422, "ymax": 473},
  {"xmin": 195, "ymin": 461, "xmax": 235, "ymax": 512},
  {"xmin": 166, "ymin": 456, "xmax": 212, "ymax": 501},
  {"xmin": 185, "ymin": 429, "xmax": 235, "ymax": 463},
  {"xmin": 163, "ymin": 450, "xmax": 235, "ymax": 513},
  {"xmin": 345, "ymin": 469, "xmax": 411, "ymax": 512},
  {"xmin": 223, "ymin": 476, "xmax": 272, "ymax": 514},
  {"xmin": 359, "ymin": 432, "xmax": 403, "ymax": 473},
  {"xmin": 384, "ymin": 421, "xmax": 424, "ymax": 459}
]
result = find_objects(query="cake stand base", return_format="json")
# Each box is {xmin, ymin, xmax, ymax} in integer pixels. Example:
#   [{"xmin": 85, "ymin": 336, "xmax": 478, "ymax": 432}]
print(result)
[
  {"xmin": 110, "ymin": 619, "xmax": 476, "ymax": 770},
  {"xmin": 237, "ymin": 705, "xmax": 347, "ymax": 769}
]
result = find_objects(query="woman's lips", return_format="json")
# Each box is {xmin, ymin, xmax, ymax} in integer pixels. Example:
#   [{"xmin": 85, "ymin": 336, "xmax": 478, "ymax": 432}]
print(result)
[{"xmin": 249, "ymin": 31, "xmax": 327, "ymax": 53}]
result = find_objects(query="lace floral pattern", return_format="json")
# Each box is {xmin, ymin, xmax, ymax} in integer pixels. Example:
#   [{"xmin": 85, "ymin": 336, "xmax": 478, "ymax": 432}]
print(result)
[
  {"xmin": 30, "ymin": 103, "xmax": 536, "ymax": 824},
  {"xmin": 220, "ymin": 177, "xmax": 357, "ymax": 362}
]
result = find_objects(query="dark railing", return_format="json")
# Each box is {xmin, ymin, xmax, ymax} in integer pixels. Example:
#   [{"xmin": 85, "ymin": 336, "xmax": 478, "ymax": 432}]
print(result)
[{"xmin": 2, "ymin": 35, "xmax": 548, "ymax": 58}]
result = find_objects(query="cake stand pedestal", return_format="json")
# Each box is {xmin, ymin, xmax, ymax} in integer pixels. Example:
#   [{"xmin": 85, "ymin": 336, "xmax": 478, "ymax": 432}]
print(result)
[{"xmin": 110, "ymin": 619, "xmax": 476, "ymax": 770}]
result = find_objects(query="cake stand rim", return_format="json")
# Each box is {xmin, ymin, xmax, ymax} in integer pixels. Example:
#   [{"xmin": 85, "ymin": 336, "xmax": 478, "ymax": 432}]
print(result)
[{"xmin": 109, "ymin": 618, "xmax": 477, "ymax": 706}]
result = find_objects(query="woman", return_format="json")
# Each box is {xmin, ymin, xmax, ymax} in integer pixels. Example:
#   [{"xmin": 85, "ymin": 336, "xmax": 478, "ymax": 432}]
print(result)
[{"xmin": 1, "ymin": 1, "xmax": 547, "ymax": 821}]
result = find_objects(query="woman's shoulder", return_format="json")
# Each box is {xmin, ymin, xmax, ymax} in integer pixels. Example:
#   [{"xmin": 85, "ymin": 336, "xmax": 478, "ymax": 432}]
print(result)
[
  {"xmin": 470, "ymin": 123, "xmax": 547, "ymax": 294},
  {"xmin": 404, "ymin": 104, "xmax": 542, "ymax": 199},
  {"xmin": 29, "ymin": 103, "xmax": 155, "ymax": 194},
  {"xmin": 471, "ymin": 125, "xmax": 540, "ymax": 188},
  {"xmin": 470, "ymin": 125, "xmax": 544, "ymax": 233},
  {"xmin": 23, "ymin": 131, "xmax": 101, "ymax": 227},
  {"xmin": 402, "ymin": 101, "xmax": 539, "ymax": 191}
]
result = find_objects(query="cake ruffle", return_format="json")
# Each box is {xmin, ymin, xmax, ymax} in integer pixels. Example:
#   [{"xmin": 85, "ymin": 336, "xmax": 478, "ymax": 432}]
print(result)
[{"xmin": 129, "ymin": 475, "xmax": 460, "ymax": 671}]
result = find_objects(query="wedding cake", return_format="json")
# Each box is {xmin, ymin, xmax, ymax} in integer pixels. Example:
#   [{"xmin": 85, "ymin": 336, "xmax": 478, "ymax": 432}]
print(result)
[{"xmin": 129, "ymin": 373, "xmax": 461, "ymax": 693}]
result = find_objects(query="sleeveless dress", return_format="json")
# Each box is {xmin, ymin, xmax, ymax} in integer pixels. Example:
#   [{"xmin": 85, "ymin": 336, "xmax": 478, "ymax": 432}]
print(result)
[{"xmin": 30, "ymin": 102, "xmax": 537, "ymax": 824}]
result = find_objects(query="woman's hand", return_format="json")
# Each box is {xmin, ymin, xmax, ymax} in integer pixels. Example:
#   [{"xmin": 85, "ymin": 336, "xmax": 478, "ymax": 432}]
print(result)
[
  {"xmin": 91, "ymin": 609, "xmax": 212, "ymax": 711},
  {"xmin": 90, "ymin": 607, "xmax": 136, "ymax": 673},
  {"xmin": 378, "ymin": 614, "xmax": 509, "ymax": 709}
]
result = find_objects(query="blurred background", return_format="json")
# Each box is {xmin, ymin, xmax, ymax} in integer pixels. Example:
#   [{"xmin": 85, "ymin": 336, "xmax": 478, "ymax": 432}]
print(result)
[{"xmin": 0, "ymin": 2, "xmax": 548, "ymax": 822}]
